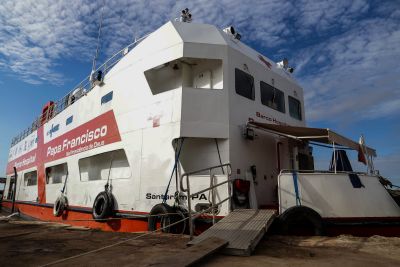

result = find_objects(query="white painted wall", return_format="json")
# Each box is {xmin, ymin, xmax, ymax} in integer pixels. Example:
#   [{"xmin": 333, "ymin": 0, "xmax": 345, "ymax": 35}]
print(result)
[{"xmin": 278, "ymin": 172, "xmax": 400, "ymax": 217}]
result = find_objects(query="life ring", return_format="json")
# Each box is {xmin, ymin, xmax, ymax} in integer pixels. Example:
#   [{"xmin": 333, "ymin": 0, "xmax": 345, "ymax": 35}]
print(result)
[
  {"xmin": 148, "ymin": 203, "xmax": 182, "ymax": 233},
  {"xmin": 53, "ymin": 195, "xmax": 68, "ymax": 217},
  {"xmin": 279, "ymin": 206, "xmax": 325, "ymax": 236},
  {"xmin": 92, "ymin": 191, "xmax": 114, "ymax": 220}
]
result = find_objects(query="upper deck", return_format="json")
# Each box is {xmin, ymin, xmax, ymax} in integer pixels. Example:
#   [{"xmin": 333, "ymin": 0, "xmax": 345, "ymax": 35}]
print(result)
[{"xmin": 8, "ymin": 21, "xmax": 305, "ymax": 163}]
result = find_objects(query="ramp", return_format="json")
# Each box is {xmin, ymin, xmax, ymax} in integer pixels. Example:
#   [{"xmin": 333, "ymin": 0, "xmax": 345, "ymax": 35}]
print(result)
[
  {"xmin": 151, "ymin": 237, "xmax": 228, "ymax": 266},
  {"xmin": 188, "ymin": 209, "xmax": 276, "ymax": 256}
]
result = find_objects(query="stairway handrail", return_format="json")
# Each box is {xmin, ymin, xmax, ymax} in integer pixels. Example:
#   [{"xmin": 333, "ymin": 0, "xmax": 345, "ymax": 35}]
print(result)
[
  {"xmin": 180, "ymin": 163, "xmax": 232, "ymax": 240},
  {"xmin": 180, "ymin": 163, "xmax": 232, "ymax": 192}
]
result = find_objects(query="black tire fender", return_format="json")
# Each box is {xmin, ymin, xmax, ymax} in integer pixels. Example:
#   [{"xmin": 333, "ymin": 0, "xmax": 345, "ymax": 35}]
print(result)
[
  {"xmin": 148, "ymin": 203, "xmax": 176, "ymax": 233},
  {"xmin": 53, "ymin": 195, "xmax": 68, "ymax": 217},
  {"xmin": 279, "ymin": 206, "xmax": 325, "ymax": 236},
  {"xmin": 92, "ymin": 191, "xmax": 114, "ymax": 221}
]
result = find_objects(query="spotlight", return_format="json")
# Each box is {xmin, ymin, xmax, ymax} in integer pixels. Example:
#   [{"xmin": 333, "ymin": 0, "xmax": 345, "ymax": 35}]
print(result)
[
  {"xmin": 277, "ymin": 58, "xmax": 294, "ymax": 73},
  {"xmin": 235, "ymin": 32, "xmax": 241, "ymax": 41},
  {"xmin": 223, "ymin": 26, "xmax": 241, "ymax": 40},
  {"xmin": 244, "ymin": 127, "xmax": 255, "ymax": 140},
  {"xmin": 223, "ymin": 26, "xmax": 235, "ymax": 35},
  {"xmin": 180, "ymin": 8, "xmax": 192, "ymax": 23}
]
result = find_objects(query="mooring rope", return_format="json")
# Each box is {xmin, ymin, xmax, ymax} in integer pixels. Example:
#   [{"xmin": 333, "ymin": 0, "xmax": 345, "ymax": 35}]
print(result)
[{"xmin": 38, "ymin": 205, "xmax": 216, "ymax": 267}]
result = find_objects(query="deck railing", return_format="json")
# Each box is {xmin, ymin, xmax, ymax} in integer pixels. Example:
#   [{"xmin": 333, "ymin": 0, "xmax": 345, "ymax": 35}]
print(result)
[
  {"xmin": 279, "ymin": 169, "xmax": 373, "ymax": 176},
  {"xmin": 10, "ymin": 34, "xmax": 149, "ymax": 147}
]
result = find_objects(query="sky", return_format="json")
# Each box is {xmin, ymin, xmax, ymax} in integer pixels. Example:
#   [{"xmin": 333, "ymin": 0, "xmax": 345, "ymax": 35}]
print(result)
[{"xmin": 0, "ymin": 0, "xmax": 399, "ymax": 183}]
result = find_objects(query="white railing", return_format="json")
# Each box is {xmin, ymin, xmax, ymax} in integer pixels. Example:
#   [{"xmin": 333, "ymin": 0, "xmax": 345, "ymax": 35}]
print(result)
[
  {"xmin": 11, "ymin": 34, "xmax": 149, "ymax": 147},
  {"xmin": 180, "ymin": 163, "xmax": 232, "ymax": 240},
  {"xmin": 279, "ymin": 169, "xmax": 372, "ymax": 176}
]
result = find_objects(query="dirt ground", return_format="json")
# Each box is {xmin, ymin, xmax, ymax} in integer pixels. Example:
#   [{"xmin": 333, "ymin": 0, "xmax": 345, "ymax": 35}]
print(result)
[{"xmin": 1, "ymin": 213, "xmax": 400, "ymax": 267}]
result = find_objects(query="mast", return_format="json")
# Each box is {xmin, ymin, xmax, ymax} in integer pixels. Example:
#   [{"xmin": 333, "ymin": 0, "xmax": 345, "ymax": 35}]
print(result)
[{"xmin": 91, "ymin": 0, "xmax": 105, "ymax": 76}]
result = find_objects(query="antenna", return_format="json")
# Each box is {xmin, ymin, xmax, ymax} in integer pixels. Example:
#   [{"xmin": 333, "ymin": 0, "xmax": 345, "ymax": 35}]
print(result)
[{"xmin": 91, "ymin": 0, "xmax": 106, "ymax": 74}]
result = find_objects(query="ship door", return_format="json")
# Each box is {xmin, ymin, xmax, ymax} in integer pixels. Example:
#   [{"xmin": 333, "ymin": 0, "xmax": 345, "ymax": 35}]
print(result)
[
  {"xmin": 276, "ymin": 141, "xmax": 282, "ymax": 173},
  {"xmin": 6, "ymin": 176, "xmax": 15, "ymax": 200}
]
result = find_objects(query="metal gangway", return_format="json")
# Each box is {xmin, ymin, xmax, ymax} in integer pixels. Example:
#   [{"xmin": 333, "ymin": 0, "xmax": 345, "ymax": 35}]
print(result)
[{"xmin": 180, "ymin": 163, "xmax": 276, "ymax": 256}]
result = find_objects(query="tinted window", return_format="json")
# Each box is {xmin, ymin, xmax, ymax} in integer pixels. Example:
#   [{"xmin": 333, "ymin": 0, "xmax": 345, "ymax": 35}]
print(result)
[
  {"xmin": 260, "ymin": 81, "xmax": 285, "ymax": 113},
  {"xmin": 289, "ymin": 96, "xmax": 302, "ymax": 120},
  {"xmin": 235, "ymin": 69, "xmax": 254, "ymax": 100},
  {"xmin": 101, "ymin": 91, "xmax": 113, "ymax": 105},
  {"xmin": 24, "ymin": 171, "xmax": 37, "ymax": 186},
  {"xmin": 66, "ymin": 116, "xmax": 73, "ymax": 125},
  {"xmin": 79, "ymin": 149, "xmax": 131, "ymax": 181},
  {"xmin": 46, "ymin": 163, "xmax": 68, "ymax": 184}
]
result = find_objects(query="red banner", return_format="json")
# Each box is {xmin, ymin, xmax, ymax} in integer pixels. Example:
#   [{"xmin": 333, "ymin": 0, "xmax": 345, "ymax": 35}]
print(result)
[{"xmin": 6, "ymin": 110, "xmax": 121, "ymax": 175}]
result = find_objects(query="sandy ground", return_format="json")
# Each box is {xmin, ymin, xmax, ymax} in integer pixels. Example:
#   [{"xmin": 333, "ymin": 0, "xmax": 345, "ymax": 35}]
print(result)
[{"xmin": 1, "ymin": 213, "xmax": 400, "ymax": 266}]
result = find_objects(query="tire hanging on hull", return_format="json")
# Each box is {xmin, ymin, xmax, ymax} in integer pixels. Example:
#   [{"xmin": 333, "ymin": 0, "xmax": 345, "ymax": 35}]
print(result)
[
  {"xmin": 53, "ymin": 171, "xmax": 69, "ymax": 217},
  {"xmin": 53, "ymin": 195, "xmax": 68, "ymax": 217},
  {"xmin": 148, "ymin": 203, "xmax": 187, "ymax": 234},
  {"xmin": 92, "ymin": 152, "xmax": 116, "ymax": 221},
  {"xmin": 92, "ymin": 191, "xmax": 114, "ymax": 221}
]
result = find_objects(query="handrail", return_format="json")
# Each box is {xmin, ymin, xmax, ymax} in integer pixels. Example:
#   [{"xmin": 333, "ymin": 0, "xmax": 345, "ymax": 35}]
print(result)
[
  {"xmin": 180, "ymin": 163, "xmax": 232, "ymax": 192},
  {"xmin": 279, "ymin": 169, "xmax": 375, "ymax": 176},
  {"xmin": 180, "ymin": 163, "xmax": 232, "ymax": 240},
  {"xmin": 10, "ymin": 34, "xmax": 150, "ymax": 147}
]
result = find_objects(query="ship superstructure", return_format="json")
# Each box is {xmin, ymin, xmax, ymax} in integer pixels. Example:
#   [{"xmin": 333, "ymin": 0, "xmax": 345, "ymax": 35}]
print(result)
[{"xmin": 3, "ymin": 19, "xmax": 400, "ymax": 236}]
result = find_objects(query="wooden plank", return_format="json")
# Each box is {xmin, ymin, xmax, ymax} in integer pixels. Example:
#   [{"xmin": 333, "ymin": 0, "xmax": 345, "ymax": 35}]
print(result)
[
  {"xmin": 149, "ymin": 237, "xmax": 228, "ymax": 267},
  {"xmin": 188, "ymin": 209, "xmax": 276, "ymax": 256}
]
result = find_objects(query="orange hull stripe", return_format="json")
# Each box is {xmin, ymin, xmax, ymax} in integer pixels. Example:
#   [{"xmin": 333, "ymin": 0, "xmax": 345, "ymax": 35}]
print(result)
[{"xmin": 2, "ymin": 201, "xmax": 148, "ymax": 232}]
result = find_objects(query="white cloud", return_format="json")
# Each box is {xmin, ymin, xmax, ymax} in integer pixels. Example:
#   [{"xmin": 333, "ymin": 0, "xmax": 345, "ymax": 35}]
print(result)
[
  {"xmin": 0, "ymin": 0, "xmax": 98, "ymax": 84},
  {"xmin": 0, "ymin": 0, "xmax": 398, "ymax": 131},
  {"xmin": 0, "ymin": 0, "xmax": 399, "ymax": 177},
  {"xmin": 295, "ymin": 12, "xmax": 400, "ymax": 123}
]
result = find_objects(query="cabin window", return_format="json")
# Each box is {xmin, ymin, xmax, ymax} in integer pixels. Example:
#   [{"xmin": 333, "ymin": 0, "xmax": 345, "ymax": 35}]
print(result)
[
  {"xmin": 79, "ymin": 149, "xmax": 131, "ymax": 181},
  {"xmin": 260, "ymin": 81, "xmax": 285, "ymax": 113},
  {"xmin": 24, "ymin": 171, "xmax": 37, "ymax": 186},
  {"xmin": 235, "ymin": 68, "xmax": 254, "ymax": 100},
  {"xmin": 145, "ymin": 58, "xmax": 223, "ymax": 94},
  {"xmin": 101, "ymin": 91, "xmax": 113, "ymax": 105},
  {"xmin": 46, "ymin": 163, "xmax": 68, "ymax": 184},
  {"xmin": 288, "ymin": 96, "xmax": 302, "ymax": 120},
  {"xmin": 66, "ymin": 116, "xmax": 73, "ymax": 125}
]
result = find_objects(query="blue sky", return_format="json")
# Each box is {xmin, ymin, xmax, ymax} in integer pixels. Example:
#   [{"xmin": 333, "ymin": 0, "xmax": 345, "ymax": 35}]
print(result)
[{"xmin": 0, "ymin": 0, "xmax": 399, "ymax": 183}]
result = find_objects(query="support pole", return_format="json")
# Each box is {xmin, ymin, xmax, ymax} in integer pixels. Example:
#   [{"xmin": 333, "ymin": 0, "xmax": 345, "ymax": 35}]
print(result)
[
  {"xmin": 332, "ymin": 142, "xmax": 337, "ymax": 174},
  {"xmin": 187, "ymin": 175, "xmax": 193, "ymax": 240}
]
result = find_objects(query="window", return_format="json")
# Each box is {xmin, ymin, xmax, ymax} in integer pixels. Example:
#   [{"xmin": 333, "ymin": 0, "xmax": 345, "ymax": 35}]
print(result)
[
  {"xmin": 52, "ymin": 124, "xmax": 59, "ymax": 132},
  {"xmin": 260, "ymin": 81, "xmax": 285, "ymax": 113},
  {"xmin": 288, "ymin": 96, "xmax": 302, "ymax": 120},
  {"xmin": 79, "ymin": 149, "xmax": 131, "ymax": 181},
  {"xmin": 24, "ymin": 171, "xmax": 37, "ymax": 186},
  {"xmin": 46, "ymin": 163, "xmax": 68, "ymax": 184},
  {"xmin": 66, "ymin": 116, "xmax": 73, "ymax": 125},
  {"xmin": 101, "ymin": 91, "xmax": 113, "ymax": 105},
  {"xmin": 235, "ymin": 68, "xmax": 254, "ymax": 100}
]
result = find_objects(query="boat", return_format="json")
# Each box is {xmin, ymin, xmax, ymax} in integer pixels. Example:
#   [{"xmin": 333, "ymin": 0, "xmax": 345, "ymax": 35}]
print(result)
[{"xmin": 2, "ymin": 11, "xmax": 400, "ymax": 236}]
